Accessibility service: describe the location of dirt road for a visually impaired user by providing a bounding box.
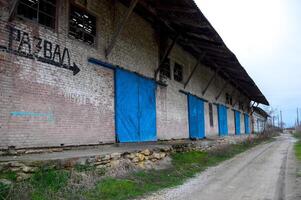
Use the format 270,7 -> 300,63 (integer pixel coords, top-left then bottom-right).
141,134 -> 301,200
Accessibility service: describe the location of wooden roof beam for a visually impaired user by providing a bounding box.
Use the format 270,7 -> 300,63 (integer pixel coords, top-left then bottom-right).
8,0 -> 18,21
184,52 -> 206,88
215,80 -> 229,101
156,5 -> 198,13
202,63 -> 222,96
185,32 -> 216,43
154,33 -> 180,79
105,0 -> 139,58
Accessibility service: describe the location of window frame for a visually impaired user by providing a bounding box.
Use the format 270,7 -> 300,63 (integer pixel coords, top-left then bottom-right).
209,103 -> 214,127
16,0 -> 58,31
239,102 -> 244,110
159,58 -> 171,79
225,93 -> 233,105
173,62 -> 184,83
68,3 -> 97,46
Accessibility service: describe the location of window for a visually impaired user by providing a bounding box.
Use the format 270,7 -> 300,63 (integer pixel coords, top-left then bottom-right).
226,93 -> 233,105
17,0 -> 57,29
69,5 -> 96,45
239,102 -> 244,110
160,58 -> 171,79
174,62 -> 183,82
209,103 -> 214,127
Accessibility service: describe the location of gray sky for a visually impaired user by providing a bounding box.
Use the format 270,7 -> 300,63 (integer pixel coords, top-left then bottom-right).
196,0 -> 301,127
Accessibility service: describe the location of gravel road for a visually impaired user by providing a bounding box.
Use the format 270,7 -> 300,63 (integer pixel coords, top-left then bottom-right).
141,134 -> 301,200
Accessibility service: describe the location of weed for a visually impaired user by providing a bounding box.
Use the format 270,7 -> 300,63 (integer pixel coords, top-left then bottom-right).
74,164 -> 96,172
0,171 -> 17,181
0,182 -> 10,200
3,135 -> 271,200
29,169 -> 70,200
293,132 -> 301,161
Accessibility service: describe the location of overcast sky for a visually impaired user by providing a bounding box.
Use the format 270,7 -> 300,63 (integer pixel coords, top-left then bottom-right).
196,0 -> 301,127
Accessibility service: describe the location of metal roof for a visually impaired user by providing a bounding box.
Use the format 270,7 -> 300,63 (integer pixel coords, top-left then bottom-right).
253,107 -> 270,118
120,0 -> 269,105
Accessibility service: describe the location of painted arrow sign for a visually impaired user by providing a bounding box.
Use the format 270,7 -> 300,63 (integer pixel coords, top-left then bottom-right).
70,63 -> 80,75
0,26 -> 81,76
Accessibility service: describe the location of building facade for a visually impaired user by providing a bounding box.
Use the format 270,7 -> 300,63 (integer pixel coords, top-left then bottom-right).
252,107 -> 269,133
0,0 -> 268,149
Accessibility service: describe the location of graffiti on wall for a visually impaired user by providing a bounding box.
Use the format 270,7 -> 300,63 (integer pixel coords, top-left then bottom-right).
10,111 -> 55,122
0,25 -> 80,75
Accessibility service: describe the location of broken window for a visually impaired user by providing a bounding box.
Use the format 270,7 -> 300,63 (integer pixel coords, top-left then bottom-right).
239,102 -> 244,110
160,58 -> 171,79
69,5 -> 96,45
209,103 -> 214,127
174,62 -> 183,82
17,0 -> 57,29
226,93 -> 233,105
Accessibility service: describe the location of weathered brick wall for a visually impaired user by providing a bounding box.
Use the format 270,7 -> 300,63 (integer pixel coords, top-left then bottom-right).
0,17 -> 116,149
0,0 -> 159,149
0,0 -> 251,148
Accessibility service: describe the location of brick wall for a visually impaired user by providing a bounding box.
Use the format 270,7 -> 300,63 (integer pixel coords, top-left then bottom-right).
0,0 -> 251,149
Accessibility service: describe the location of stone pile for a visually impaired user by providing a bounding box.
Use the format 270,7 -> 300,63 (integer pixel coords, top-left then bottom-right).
0,135 -> 257,181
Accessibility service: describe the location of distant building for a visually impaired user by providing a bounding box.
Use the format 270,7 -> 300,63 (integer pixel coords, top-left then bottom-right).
252,107 -> 270,133
0,0 -> 269,149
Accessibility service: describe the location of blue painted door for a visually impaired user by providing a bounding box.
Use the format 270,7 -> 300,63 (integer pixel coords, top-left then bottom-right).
234,111 -> 241,135
218,105 -> 228,136
244,114 -> 250,134
188,95 -> 205,139
138,77 -> 157,141
115,69 -> 157,142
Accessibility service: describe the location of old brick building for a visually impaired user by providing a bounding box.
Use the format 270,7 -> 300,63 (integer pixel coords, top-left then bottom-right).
0,0 -> 269,149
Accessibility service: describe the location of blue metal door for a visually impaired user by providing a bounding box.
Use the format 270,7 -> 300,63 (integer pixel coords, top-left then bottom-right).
138,76 -> 157,141
218,105 -> 228,136
188,95 -> 205,139
234,111 -> 241,135
244,114 -> 250,134
115,69 -> 157,142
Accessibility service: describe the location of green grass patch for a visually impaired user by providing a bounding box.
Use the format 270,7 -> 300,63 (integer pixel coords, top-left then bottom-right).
85,137 -> 270,200
0,171 -> 17,181
0,182 -> 11,200
293,132 -> 301,161
295,143 -> 301,161
74,164 -> 96,172
29,169 -> 70,200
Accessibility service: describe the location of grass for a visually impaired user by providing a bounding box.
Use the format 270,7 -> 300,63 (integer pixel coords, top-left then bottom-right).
293,132 -> 301,161
85,136 -> 269,200
29,169 -> 70,200
0,171 -> 17,181
1,135 -> 271,200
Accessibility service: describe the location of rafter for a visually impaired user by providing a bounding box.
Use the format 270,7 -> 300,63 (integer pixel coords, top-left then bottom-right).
154,33 -> 180,79
105,0 -> 139,58
8,0 -> 18,21
215,81 -> 229,101
184,52 -> 206,88
202,63 -> 222,96
156,5 -> 198,13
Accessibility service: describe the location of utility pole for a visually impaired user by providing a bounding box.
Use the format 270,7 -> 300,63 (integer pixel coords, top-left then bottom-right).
297,108 -> 300,127
280,110 -> 283,129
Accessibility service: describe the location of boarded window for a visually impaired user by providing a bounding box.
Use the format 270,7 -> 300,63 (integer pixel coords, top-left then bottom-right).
174,62 -> 183,82
17,0 -> 57,29
160,58 -> 171,79
69,5 -> 96,45
209,103 -> 214,127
